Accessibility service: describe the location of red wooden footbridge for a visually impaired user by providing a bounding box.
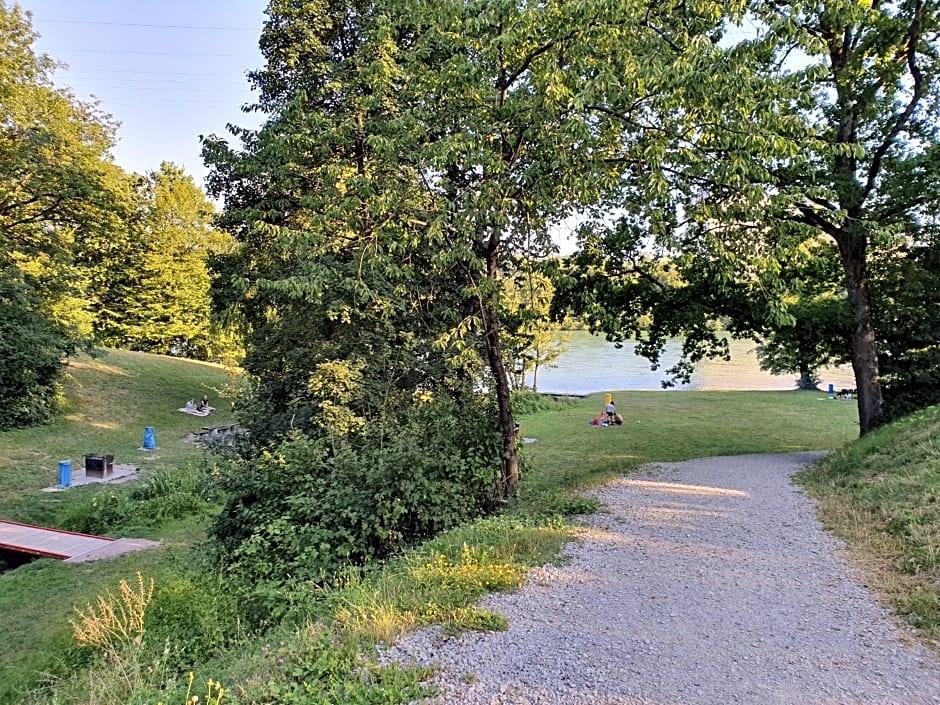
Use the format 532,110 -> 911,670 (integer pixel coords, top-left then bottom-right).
0,520 -> 159,563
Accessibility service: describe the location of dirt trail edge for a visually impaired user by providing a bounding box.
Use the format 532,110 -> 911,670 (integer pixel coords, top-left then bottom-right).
383,452 -> 940,705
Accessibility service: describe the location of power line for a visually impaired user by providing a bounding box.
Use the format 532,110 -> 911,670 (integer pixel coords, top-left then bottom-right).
50,48 -> 249,58
37,18 -> 259,32
67,68 -> 248,78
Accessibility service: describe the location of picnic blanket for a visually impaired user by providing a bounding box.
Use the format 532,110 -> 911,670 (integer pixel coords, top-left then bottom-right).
178,407 -> 212,417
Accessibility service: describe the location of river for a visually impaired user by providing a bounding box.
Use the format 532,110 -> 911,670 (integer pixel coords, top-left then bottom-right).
525,331 -> 857,395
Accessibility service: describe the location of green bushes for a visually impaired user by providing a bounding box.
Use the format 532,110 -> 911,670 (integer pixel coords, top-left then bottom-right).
211,395 -> 503,587
0,277 -> 72,429
57,465 -> 217,535
510,390 -> 577,416
146,576 -> 240,664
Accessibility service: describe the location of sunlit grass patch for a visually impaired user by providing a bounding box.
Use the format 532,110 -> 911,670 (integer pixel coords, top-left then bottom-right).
410,544 -> 526,595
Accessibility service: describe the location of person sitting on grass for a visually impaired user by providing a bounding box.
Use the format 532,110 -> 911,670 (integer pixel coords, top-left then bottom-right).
198,395 -> 213,413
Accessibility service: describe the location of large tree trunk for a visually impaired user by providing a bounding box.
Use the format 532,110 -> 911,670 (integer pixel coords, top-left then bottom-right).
483,239 -> 519,498
837,233 -> 883,435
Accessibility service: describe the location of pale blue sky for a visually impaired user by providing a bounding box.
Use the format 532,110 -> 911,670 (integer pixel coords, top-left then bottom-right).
21,0 -> 269,186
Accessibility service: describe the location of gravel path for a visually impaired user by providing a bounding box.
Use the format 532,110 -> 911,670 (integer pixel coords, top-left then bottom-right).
384,452 -> 940,704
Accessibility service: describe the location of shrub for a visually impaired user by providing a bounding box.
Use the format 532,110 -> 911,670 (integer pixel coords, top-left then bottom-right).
0,276 -> 72,429
510,390 -> 577,416
57,465 -> 217,535
211,395 -> 503,587
145,577 -> 240,665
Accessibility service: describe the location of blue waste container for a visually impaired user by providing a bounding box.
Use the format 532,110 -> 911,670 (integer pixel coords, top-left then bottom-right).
828,383 -> 835,399
143,426 -> 156,450
59,460 -> 71,488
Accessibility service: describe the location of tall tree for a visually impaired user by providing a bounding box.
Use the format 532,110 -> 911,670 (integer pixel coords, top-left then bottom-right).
106,162 -> 230,359
557,0 -> 940,434
0,1 -> 122,426
203,0 -> 512,581
398,0 -> 662,493
203,0 -> 470,441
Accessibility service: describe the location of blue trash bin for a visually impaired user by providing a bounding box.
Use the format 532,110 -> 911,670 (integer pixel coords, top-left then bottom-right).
143,426 -> 156,450
59,460 -> 71,488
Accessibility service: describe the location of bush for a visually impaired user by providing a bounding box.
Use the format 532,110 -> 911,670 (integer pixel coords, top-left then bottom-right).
57,465 -> 217,535
510,390 -> 577,416
0,276 -> 72,429
145,576 -> 240,665
211,395 -> 503,586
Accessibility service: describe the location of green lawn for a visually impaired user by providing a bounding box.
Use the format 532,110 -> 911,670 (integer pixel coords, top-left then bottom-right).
0,349 -> 236,520
517,390 -> 859,505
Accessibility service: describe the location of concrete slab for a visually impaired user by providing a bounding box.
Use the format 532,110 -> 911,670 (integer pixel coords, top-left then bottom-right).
42,463 -> 139,492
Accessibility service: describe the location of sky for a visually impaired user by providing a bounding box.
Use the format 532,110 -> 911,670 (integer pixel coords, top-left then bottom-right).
22,0 -> 270,187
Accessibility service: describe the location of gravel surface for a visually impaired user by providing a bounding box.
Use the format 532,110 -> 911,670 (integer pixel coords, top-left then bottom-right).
383,452 -> 940,704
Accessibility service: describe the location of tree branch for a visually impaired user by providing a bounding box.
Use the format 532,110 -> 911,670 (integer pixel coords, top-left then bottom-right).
863,0 -> 925,199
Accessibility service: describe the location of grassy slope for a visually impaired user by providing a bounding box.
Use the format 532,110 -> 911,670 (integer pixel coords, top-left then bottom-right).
798,404 -> 940,649
0,349 -> 235,519
0,350 -> 236,701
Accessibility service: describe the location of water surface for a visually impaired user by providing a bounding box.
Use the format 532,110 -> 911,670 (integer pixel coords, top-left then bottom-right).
526,331 -> 856,395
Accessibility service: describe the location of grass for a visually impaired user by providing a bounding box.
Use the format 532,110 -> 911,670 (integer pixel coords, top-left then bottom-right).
516,390 -> 858,507
6,351 -> 919,704
798,404 -> 940,649
0,349 -> 237,703
0,348 -> 235,521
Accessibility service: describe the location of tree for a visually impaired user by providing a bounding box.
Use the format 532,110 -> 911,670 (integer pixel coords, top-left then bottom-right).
556,0 -> 940,434
870,231 -> 940,421
202,0 -> 507,579
102,163 -> 231,359
0,1 -> 122,426
397,0 -> 664,493
503,266 -> 570,392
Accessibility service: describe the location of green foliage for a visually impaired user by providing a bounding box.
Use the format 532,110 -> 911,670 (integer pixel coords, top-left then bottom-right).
211,395 -> 503,588
56,465 -> 217,536
0,275 -> 71,428
872,239 -> 940,422
242,626 -> 431,705
503,269 -> 571,392
98,163 -> 234,361
510,390 -> 577,416
145,576 -> 240,665
0,2 -> 124,427
554,0 -> 940,435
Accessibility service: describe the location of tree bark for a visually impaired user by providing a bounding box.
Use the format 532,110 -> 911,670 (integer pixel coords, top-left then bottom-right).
483,239 -> 519,498
797,365 -> 817,391
836,232 -> 883,434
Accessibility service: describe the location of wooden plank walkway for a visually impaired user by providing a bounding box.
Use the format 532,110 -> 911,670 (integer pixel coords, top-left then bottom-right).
0,520 -> 160,562
0,520 -> 116,560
